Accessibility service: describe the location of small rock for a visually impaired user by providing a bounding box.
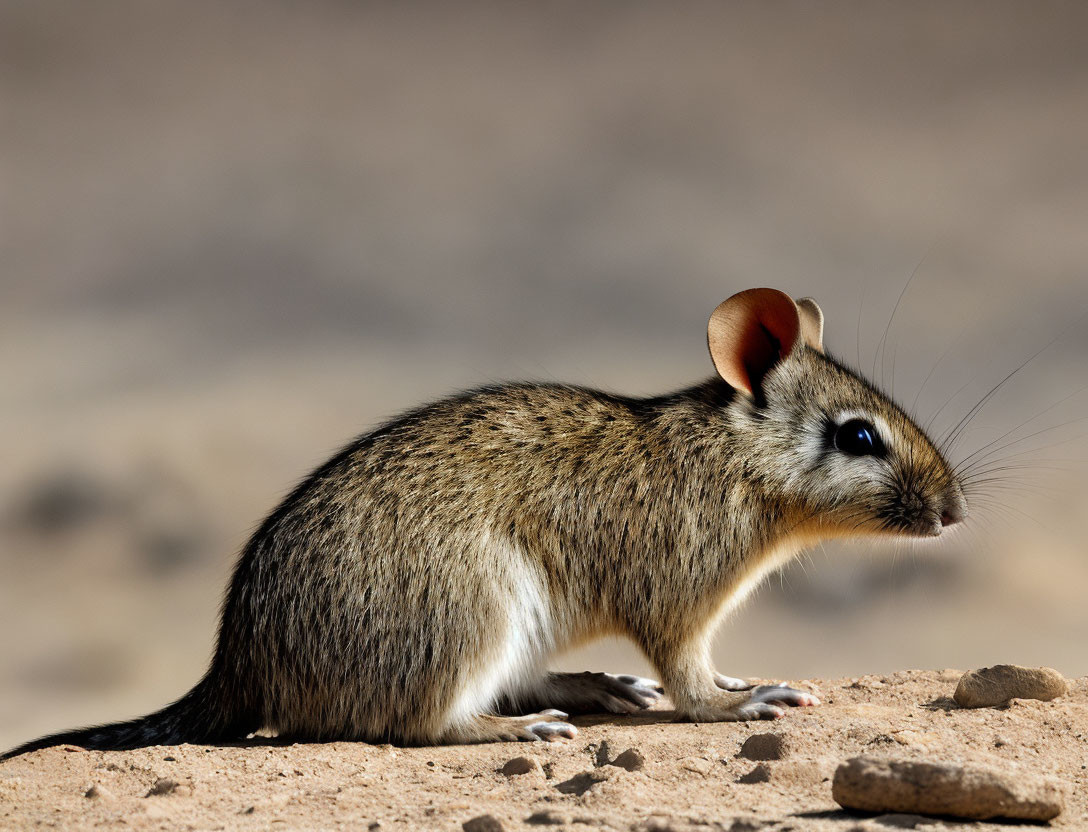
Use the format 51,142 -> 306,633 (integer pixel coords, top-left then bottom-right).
84,783 -> 115,801
593,739 -> 612,766
738,732 -> 790,760
463,815 -> 504,832
953,665 -> 1068,708
832,756 -> 1065,821
525,810 -> 566,825
145,778 -> 179,797
609,748 -> 645,771
555,768 -> 612,795
500,756 -> 541,776
680,757 -> 712,775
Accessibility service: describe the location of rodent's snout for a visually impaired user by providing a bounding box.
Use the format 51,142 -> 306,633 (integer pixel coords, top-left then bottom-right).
901,485 -> 968,537
938,488 -> 968,530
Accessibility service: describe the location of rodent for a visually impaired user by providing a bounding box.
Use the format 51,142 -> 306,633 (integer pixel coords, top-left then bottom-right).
2,287 -> 967,757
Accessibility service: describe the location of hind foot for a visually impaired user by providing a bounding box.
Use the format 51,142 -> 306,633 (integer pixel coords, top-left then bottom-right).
501,671 -> 663,716
443,710 -> 578,744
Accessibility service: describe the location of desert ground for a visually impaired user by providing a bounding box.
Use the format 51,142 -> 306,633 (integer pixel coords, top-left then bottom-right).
2,670 -> 1086,830
3,3 -> 1088,829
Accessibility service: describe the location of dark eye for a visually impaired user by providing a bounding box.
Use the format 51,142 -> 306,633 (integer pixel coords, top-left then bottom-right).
834,419 -> 885,457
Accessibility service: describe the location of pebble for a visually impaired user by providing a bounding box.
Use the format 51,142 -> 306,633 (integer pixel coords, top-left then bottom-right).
145,778 -> 180,797
737,732 -> 790,761
500,756 -> 542,777
680,757 -> 712,775
593,739 -> 613,767
84,783 -> 115,801
463,814 -> 504,832
525,810 -> 566,825
832,756 -> 1065,821
954,665 -> 1069,708
609,748 -> 645,771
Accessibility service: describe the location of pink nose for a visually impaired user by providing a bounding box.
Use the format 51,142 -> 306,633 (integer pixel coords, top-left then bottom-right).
941,507 -> 965,527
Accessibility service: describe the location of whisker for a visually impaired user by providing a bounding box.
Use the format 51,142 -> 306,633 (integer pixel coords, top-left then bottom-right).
942,310 -> 1088,453
953,384 -> 1088,472
875,246 -> 932,389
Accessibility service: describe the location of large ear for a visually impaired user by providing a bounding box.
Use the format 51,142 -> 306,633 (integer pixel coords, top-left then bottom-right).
707,288 -> 801,395
795,297 -> 824,353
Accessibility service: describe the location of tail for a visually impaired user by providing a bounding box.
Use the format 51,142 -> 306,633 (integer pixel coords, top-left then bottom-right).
1,671 -> 257,761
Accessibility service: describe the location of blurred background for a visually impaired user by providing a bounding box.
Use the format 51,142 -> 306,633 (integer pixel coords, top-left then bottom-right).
3,1 -> 1088,751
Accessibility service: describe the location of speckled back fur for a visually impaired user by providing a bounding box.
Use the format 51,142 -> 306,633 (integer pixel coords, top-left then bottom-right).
3,293 -> 966,757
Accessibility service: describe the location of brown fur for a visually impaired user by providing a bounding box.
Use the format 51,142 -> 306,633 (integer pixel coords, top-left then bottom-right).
2,293 -> 966,757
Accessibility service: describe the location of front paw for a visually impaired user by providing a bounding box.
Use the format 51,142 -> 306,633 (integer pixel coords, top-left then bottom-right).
684,684 -> 820,722
746,684 -> 820,711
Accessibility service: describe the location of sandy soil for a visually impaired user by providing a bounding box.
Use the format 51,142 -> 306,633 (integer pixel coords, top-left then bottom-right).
2,670 -> 1085,831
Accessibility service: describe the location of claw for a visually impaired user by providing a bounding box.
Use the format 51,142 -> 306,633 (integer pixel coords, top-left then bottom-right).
602,673 -> 664,709
735,702 -> 786,720
748,684 -> 820,708
527,720 -> 578,741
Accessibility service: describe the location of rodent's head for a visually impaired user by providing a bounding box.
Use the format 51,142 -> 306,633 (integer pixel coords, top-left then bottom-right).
708,288 -> 967,539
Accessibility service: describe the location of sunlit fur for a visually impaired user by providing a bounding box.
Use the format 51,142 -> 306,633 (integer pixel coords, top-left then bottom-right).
2,343 -> 966,757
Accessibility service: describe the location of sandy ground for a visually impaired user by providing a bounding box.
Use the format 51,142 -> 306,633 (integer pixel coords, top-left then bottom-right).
1,670 -> 1085,831
3,5 -> 1088,826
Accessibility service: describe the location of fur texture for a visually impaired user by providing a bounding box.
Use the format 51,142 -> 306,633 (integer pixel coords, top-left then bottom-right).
3,335 -> 965,757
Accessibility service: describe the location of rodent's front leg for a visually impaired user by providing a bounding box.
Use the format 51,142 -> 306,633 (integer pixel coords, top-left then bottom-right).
647,641 -> 819,722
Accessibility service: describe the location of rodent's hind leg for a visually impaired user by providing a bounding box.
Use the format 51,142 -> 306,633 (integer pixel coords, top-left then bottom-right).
499,671 -> 663,716
439,710 -> 577,744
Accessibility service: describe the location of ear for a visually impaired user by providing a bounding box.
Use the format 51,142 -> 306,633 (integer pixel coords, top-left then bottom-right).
707,288 -> 801,395
795,297 -> 824,353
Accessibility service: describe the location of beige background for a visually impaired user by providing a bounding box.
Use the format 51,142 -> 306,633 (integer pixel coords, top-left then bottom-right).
2,1 -> 1087,751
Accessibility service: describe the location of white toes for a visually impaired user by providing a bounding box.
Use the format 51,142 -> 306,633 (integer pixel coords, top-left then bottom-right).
736,702 -> 786,721
748,684 -> 820,708
539,708 -> 569,719
714,673 -> 752,691
527,720 -> 578,742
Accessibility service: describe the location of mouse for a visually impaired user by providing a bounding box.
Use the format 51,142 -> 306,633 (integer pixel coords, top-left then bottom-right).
2,287 -> 967,757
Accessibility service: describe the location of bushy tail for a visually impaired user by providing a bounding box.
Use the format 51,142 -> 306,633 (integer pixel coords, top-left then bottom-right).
1,671 -> 256,761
